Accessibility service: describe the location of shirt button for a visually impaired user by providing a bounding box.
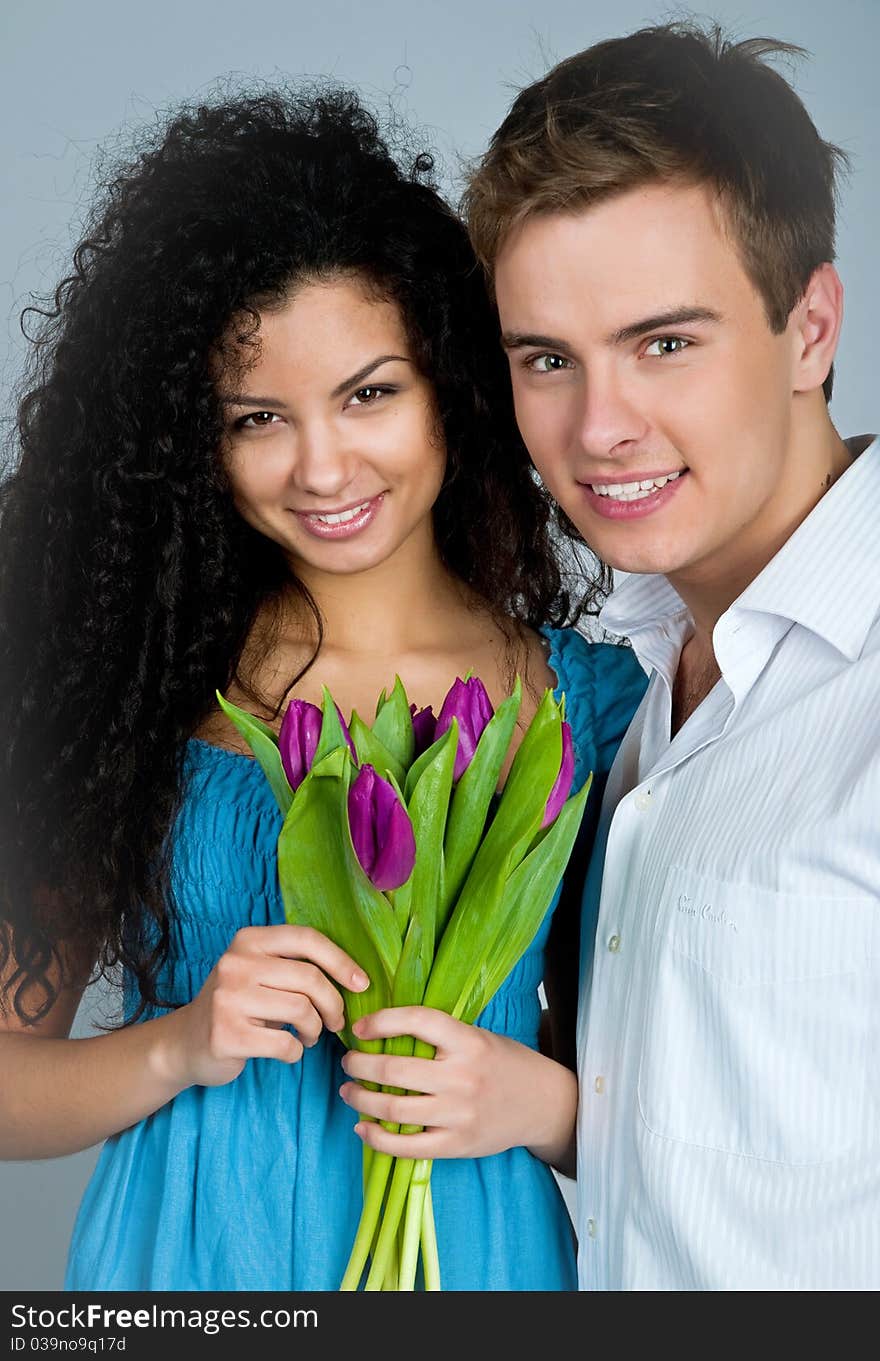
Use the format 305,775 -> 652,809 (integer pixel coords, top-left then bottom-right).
587,1218 -> 598,1239
634,788 -> 653,811
608,934 -> 621,953
594,1076 -> 605,1094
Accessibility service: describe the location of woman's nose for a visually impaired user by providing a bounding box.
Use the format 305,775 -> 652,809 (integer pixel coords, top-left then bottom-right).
293,423 -> 357,500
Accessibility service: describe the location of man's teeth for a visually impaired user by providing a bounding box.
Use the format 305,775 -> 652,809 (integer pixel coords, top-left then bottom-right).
591,471 -> 682,501
311,500 -> 372,525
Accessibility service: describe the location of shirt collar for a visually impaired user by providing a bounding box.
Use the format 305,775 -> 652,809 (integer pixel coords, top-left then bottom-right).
600,434 -> 880,664
730,434 -> 880,660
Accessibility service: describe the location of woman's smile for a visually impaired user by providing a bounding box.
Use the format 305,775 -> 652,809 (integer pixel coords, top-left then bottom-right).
292,492 -> 386,539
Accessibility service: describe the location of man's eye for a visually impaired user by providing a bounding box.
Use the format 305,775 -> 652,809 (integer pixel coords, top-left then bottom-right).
644,337 -> 690,357
525,353 -> 571,373
235,411 -> 279,429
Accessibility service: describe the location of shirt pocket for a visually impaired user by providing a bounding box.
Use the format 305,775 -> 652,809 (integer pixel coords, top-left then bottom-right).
637,865 -> 877,1165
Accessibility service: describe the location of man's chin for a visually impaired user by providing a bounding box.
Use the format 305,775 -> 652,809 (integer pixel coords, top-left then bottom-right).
582,541 -> 684,578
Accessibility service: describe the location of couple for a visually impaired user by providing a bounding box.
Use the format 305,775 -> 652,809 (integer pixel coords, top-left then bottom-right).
1,22 -> 877,1292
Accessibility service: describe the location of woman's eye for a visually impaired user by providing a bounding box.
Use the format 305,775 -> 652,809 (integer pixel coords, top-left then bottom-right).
526,353 -> 571,373
235,411 -> 279,429
348,385 -> 391,406
644,336 -> 690,357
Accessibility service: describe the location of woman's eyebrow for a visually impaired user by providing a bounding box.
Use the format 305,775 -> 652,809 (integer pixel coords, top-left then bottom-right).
221,393 -> 289,408
329,353 -> 411,398
222,354 -> 412,408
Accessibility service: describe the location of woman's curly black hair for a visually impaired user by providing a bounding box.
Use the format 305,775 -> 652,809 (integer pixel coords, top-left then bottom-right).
0,85 -> 609,1027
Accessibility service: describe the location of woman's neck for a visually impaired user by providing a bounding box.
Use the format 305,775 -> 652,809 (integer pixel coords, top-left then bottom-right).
285,524 -> 474,656
206,524 -> 548,759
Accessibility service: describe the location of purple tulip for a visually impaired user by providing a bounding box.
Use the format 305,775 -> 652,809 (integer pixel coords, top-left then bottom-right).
541,721 -> 575,828
348,764 -> 416,892
410,703 -> 437,758
279,699 -> 356,792
435,677 -> 494,781
279,699 -> 323,792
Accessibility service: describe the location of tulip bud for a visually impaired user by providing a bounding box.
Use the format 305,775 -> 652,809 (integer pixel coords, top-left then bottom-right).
280,698 -> 356,792
279,699 -> 323,792
541,721 -> 575,828
348,764 -> 416,892
409,703 -> 437,758
435,677 -> 494,781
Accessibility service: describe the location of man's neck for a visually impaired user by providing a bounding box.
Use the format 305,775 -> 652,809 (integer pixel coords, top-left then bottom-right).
669,422 -> 853,648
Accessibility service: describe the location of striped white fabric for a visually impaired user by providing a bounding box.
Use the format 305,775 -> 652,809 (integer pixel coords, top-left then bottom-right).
576,434 -> 880,1291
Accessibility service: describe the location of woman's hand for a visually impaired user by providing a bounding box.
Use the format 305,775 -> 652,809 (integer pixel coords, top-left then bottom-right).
166,924 -> 369,1089
338,1006 -> 577,1171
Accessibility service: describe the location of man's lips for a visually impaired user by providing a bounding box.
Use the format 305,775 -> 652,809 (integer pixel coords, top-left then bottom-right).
578,469 -> 688,489
578,468 -> 689,519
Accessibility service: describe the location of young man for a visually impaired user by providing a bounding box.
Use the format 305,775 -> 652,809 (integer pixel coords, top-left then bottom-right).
466,23 -> 880,1289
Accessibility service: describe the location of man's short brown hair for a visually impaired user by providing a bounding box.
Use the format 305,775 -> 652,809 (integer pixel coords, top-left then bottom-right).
464,22 -> 847,399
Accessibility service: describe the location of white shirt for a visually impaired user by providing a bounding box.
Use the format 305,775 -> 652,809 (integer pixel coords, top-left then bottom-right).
576,434 -> 880,1290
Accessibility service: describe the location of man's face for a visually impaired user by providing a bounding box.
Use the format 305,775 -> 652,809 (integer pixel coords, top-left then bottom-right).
494,182 -> 809,593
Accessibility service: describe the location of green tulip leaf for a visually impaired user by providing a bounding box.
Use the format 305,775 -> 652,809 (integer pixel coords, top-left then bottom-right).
474,689 -> 564,869
349,712 -> 406,786
277,746 -> 401,1036
313,686 -> 354,767
421,854 -> 511,1015
442,682 -> 521,916
404,717 -> 458,802
457,773 -> 593,1022
215,689 -> 292,816
395,724 -> 457,945
372,675 -> 415,769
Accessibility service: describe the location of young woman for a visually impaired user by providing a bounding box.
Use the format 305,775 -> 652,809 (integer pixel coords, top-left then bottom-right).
0,88 -> 647,1290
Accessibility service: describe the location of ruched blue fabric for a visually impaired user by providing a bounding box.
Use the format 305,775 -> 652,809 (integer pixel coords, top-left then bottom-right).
65,629 -> 647,1291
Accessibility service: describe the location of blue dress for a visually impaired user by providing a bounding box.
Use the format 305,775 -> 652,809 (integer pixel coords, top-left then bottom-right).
64,629 -> 646,1291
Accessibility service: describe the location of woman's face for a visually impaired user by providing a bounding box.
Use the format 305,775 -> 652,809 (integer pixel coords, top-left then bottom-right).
219,275 -> 446,579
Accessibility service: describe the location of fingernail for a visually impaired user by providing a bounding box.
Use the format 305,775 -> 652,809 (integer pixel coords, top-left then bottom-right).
352,970 -> 369,990
353,1123 -> 365,1138
351,1019 -> 365,1036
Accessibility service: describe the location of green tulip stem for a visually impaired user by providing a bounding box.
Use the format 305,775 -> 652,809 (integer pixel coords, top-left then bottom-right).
421,1180 -> 441,1291
339,1149 -> 395,1291
364,1155 -> 417,1290
386,1225 -> 400,1291
398,1157 -> 433,1290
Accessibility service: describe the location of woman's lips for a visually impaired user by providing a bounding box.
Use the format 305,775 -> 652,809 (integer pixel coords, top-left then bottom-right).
293,493 -> 385,540
580,470 -> 689,520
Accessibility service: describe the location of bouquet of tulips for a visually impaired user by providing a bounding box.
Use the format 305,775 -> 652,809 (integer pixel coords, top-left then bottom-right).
218,672 -> 591,1290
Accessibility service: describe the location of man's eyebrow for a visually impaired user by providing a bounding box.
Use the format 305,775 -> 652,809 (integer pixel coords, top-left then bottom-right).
609,306 -> 722,345
500,332 -> 571,352
500,309 -> 721,354
222,354 -> 412,407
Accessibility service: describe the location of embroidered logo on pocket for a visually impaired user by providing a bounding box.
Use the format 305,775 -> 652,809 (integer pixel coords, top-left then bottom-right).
676,892 -> 738,933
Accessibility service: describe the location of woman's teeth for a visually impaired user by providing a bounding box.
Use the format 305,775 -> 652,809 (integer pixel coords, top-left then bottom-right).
310,500 -> 372,525
591,471 -> 682,501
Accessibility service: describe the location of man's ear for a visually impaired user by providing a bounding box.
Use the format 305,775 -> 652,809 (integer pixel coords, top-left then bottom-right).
791,262 -> 843,395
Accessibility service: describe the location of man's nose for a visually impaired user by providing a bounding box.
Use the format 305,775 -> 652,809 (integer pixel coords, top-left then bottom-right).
576,373 -> 649,459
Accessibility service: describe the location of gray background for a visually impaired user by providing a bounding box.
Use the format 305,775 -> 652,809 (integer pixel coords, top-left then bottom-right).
2,0 -> 878,1291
